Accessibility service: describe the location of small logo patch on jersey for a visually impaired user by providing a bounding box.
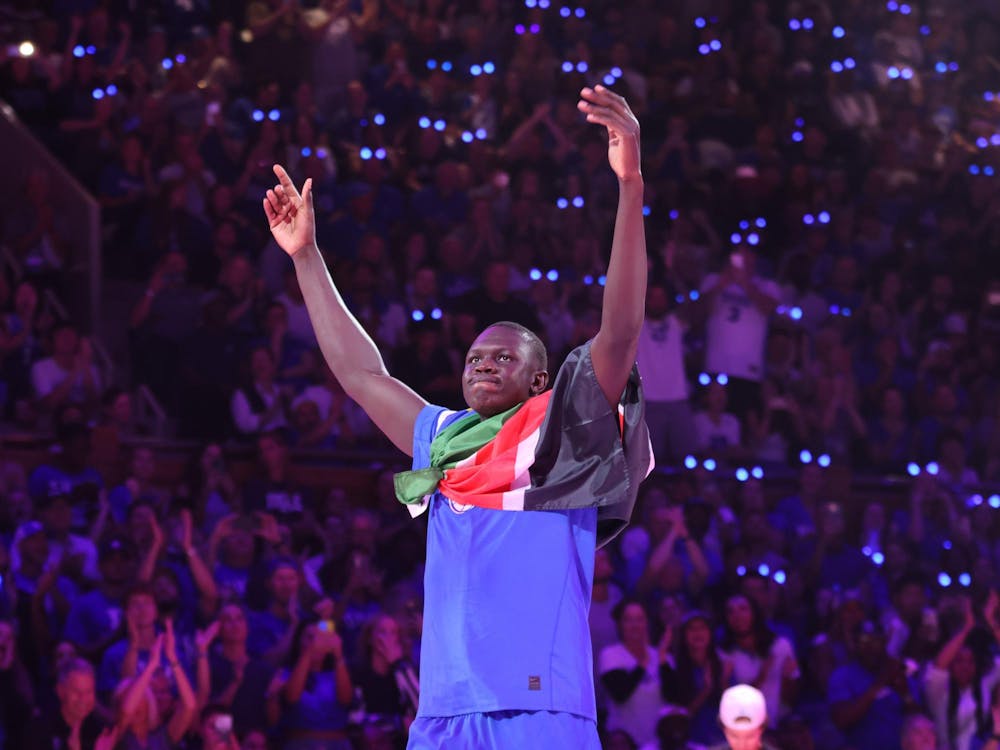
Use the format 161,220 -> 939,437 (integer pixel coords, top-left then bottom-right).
528,676 -> 541,691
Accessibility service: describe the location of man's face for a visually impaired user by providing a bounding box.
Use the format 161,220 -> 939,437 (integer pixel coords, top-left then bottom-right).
723,724 -> 764,750
127,593 -> 158,628
58,671 -> 96,724
902,718 -> 937,750
462,326 -> 547,417
269,566 -> 298,605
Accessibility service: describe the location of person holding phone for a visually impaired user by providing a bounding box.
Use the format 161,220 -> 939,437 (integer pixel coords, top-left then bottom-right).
263,86 -> 651,748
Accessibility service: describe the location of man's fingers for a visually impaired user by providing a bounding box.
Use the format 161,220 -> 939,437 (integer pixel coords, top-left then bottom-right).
263,197 -> 279,225
272,164 -> 299,196
580,86 -> 636,125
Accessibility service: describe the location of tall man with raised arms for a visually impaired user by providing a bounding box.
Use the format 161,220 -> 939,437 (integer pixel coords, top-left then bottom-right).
263,85 -> 652,749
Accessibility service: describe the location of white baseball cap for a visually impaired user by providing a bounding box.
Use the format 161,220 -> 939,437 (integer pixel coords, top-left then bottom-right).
719,684 -> 767,730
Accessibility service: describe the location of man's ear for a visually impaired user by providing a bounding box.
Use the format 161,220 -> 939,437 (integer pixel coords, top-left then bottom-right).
530,370 -> 549,396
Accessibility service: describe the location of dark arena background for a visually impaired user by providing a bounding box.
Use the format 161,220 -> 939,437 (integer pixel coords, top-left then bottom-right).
1,1 -> 1000,749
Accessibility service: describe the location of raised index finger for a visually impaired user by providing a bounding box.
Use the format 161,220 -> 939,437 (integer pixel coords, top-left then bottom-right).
272,164 -> 300,198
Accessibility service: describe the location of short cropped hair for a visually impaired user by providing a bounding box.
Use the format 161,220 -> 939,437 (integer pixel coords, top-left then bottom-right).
487,321 -> 547,372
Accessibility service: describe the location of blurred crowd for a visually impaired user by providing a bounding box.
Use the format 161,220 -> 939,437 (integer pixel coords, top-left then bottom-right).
2,0 -> 1000,748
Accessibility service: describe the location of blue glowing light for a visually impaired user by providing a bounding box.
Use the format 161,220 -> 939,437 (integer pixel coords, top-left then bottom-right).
73,45 -> 85,58
818,210 -> 831,224
252,109 -> 264,122
575,7 -> 585,17
802,18 -> 814,29
441,61 -> 453,71
583,275 -> 594,285
792,131 -> 804,143
789,19 -> 801,31
737,565 -> 747,576
560,6 -> 570,17
959,573 -> 972,587
990,495 -> 1000,508
360,147 -> 373,160
695,17 -> 706,28
800,450 -> 813,464
462,131 -> 474,143
556,197 -> 569,209
162,58 -> 174,70
546,269 -> 559,282
926,462 -> 939,476
698,373 -> 711,387
418,116 -> 431,129
736,468 -> 749,482
751,466 -> 764,479
703,458 -> 717,472
907,462 -> 921,477
529,268 -> 542,281
374,113 -> 386,125
790,307 -> 803,321
872,552 -> 885,566
758,564 -> 770,577
730,232 -> 742,244
756,218 -> 767,228
268,109 -> 280,121
684,455 -> 698,470
938,572 -> 952,587
603,75 -> 616,86
475,128 -> 488,140
689,290 -> 700,301
412,310 -> 425,322
747,233 -> 760,246
597,275 -> 606,286
900,67 -> 913,80
831,61 -> 844,73
710,39 -> 722,51
717,374 -> 729,386
433,119 -> 446,131
774,570 -> 787,584
888,66 -> 900,80
431,307 -> 443,320
818,454 -> 832,468
562,61 -> 574,73
935,62 -> 947,74
576,61 -> 588,73
572,195 -> 585,208
374,148 -> 387,160
610,67 -> 623,79
470,64 -> 482,76
833,26 -> 845,38
803,213 -> 815,225
844,57 -> 856,69
91,88 -> 104,100
301,147 -> 312,157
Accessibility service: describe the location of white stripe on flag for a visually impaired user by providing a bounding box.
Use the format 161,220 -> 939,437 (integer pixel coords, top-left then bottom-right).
501,488 -> 525,510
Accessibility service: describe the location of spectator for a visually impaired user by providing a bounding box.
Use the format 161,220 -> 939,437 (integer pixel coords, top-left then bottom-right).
112,622 -> 197,749
903,714 -> 939,750
24,658 -> 112,750
246,556 -> 302,665
661,611 -> 731,747
715,684 -> 781,750
829,620 -> 920,750
230,346 -> 290,438
195,604 -> 275,738
636,282 -> 694,463
354,613 -> 420,741
30,321 -> 101,421
719,594 -> 799,729
268,617 -> 353,750
599,599 -> 666,748
697,247 -> 779,419
62,534 -> 135,660
924,596 -> 1000,750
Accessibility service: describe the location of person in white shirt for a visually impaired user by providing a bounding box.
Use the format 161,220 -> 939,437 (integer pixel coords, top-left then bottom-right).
637,282 -> 694,462
693,381 -> 743,459
599,599 -> 666,748
31,322 -> 102,420
698,247 -> 779,419
924,595 -> 1000,750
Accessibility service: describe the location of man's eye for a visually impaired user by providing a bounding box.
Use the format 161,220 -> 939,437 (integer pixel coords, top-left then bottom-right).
469,356 -> 480,363
498,354 -> 511,361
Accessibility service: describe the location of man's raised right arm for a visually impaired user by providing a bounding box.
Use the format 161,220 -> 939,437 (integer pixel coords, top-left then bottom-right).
264,165 -> 426,455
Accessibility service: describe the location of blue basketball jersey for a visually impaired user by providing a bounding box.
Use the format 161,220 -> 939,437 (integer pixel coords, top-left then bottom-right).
412,405 -> 598,719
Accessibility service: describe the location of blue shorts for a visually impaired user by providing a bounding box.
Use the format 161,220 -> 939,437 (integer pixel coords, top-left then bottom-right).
407,711 -> 600,749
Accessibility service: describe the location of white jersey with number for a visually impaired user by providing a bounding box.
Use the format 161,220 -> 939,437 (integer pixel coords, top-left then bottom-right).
636,314 -> 688,402
700,274 -> 780,382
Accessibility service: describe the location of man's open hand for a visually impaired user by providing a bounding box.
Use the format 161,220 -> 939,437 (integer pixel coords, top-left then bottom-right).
263,165 -> 316,258
577,86 -> 641,183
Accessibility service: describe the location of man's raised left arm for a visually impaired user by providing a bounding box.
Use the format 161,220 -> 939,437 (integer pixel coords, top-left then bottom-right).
578,86 -> 647,407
